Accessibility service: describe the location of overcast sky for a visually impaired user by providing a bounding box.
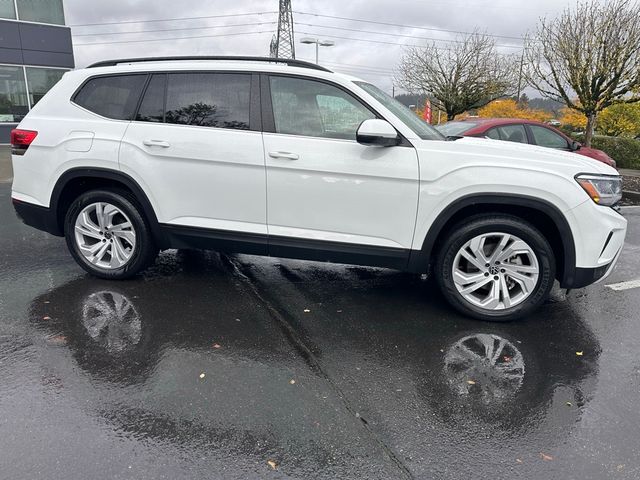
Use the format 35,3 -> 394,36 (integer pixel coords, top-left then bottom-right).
64,0 -> 606,95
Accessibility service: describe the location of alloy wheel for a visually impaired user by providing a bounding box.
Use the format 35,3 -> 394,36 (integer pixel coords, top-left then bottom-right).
74,202 -> 137,269
452,232 -> 540,311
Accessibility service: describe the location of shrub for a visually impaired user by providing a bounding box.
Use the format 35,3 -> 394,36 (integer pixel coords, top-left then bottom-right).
573,134 -> 640,170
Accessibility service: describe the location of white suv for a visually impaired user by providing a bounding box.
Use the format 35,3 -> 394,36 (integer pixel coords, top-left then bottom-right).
10,56 -> 627,321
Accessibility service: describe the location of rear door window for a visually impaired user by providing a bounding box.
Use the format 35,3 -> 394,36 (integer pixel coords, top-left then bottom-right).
163,73 -> 251,129
73,75 -> 147,120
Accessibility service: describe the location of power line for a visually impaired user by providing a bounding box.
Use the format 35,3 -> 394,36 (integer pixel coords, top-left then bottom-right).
297,31 -> 522,51
296,22 -> 523,49
74,30 -> 270,46
72,21 -> 276,37
69,11 -> 276,27
294,10 -> 525,42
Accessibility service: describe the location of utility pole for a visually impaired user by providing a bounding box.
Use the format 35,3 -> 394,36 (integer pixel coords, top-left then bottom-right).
270,0 -> 295,59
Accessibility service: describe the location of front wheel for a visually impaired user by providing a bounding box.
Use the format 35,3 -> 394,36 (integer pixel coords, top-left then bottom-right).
64,189 -> 158,279
435,214 -> 556,321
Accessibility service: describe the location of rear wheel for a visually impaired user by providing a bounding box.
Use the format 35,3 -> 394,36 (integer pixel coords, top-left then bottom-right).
64,189 -> 158,279
436,214 -> 555,321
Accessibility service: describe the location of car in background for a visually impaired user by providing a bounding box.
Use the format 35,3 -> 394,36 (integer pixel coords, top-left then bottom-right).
436,118 -> 617,168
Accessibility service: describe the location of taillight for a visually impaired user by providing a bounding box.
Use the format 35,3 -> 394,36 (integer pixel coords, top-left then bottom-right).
10,129 -> 38,156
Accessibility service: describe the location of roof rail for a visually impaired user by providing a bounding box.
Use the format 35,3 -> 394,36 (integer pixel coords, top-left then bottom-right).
87,56 -> 332,72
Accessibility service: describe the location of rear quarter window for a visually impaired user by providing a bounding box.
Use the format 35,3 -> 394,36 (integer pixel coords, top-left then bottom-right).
73,74 -> 147,120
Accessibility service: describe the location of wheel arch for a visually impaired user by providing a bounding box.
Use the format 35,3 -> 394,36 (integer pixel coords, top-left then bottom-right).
408,194 -> 577,287
50,167 -> 167,247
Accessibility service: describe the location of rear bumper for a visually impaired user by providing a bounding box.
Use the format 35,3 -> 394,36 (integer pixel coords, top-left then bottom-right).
12,198 -> 62,236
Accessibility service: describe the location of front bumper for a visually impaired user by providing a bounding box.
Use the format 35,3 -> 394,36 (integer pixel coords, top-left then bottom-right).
12,198 -> 63,236
561,201 -> 627,289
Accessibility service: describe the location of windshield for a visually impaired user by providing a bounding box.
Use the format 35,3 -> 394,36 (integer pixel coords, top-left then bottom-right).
436,121 -> 477,137
355,82 -> 445,141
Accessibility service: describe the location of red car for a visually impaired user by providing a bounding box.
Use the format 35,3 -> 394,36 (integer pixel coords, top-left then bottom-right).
436,118 -> 616,168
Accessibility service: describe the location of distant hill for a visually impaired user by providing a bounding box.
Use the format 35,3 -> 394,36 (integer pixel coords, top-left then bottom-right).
526,97 -> 564,115
395,93 -> 428,108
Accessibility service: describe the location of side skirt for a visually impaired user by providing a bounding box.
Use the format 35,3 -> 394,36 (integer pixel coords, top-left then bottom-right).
160,224 -> 412,270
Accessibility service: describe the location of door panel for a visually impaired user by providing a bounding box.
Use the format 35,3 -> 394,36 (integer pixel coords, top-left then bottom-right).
121,123 -> 266,233
119,72 -> 267,239
264,133 -> 420,249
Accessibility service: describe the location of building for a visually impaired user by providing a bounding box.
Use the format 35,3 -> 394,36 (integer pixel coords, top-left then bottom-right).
1,0 -> 74,143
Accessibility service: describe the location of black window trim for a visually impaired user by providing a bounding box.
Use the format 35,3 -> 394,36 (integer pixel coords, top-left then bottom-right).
260,72 -> 413,146
72,71 -> 260,131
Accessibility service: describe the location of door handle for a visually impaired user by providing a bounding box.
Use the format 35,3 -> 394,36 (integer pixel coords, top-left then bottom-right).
268,151 -> 299,160
143,139 -> 170,148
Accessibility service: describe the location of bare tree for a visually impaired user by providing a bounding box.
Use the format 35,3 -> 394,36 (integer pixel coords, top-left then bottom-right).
524,0 -> 640,146
397,33 -> 516,121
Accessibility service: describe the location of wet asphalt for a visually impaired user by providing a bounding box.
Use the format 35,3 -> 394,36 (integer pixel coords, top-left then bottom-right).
1,178 -> 640,480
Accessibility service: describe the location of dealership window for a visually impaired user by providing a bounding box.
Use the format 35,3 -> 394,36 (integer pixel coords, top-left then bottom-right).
0,65 -> 28,123
0,0 -> 16,19
25,67 -> 65,106
16,0 -> 65,24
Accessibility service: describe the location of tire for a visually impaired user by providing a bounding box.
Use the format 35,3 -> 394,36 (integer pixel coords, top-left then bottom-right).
64,189 -> 158,279
435,214 -> 555,322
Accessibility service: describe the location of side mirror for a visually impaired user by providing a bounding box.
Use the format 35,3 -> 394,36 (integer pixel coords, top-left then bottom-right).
356,119 -> 400,147
570,141 -> 581,151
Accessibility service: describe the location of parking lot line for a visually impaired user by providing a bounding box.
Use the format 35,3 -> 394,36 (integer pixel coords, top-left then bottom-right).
605,278 -> 640,291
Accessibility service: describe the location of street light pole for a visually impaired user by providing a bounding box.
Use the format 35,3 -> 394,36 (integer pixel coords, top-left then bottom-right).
300,37 -> 335,64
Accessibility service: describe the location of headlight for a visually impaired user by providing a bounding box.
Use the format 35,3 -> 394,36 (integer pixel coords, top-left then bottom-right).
575,174 -> 622,206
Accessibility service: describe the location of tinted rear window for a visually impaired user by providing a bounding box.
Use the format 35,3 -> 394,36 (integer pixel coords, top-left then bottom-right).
436,121 -> 477,136
164,73 -> 250,129
74,75 -> 147,120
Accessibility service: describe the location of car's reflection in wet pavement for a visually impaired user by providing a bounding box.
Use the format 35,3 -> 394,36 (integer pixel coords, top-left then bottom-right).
2,186 -> 640,479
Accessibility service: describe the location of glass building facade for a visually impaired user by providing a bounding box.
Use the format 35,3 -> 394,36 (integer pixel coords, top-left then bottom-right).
0,0 -> 74,142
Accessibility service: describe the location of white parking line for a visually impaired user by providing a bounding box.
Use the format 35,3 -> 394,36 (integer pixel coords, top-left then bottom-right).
606,279 -> 640,291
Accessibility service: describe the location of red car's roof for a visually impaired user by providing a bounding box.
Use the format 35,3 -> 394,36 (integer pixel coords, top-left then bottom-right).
455,118 -> 551,128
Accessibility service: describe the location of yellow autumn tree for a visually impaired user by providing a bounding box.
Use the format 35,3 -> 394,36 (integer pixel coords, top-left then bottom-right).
597,103 -> 640,137
559,107 -> 587,131
477,99 -> 549,122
